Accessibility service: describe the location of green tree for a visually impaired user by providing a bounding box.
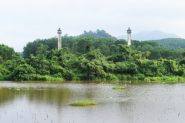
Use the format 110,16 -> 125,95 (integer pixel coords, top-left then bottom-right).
98,44 -> 110,56
36,44 -> 49,56
77,37 -> 93,54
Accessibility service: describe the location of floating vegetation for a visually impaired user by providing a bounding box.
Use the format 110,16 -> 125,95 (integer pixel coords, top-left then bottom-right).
69,100 -> 98,106
106,95 -> 109,98
112,86 -> 125,90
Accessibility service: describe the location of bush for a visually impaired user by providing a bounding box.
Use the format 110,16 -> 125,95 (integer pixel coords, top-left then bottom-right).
136,74 -> 145,80
72,76 -> 80,80
50,64 -> 65,75
36,75 -> 64,81
150,77 -> 158,81
126,75 -> 132,79
14,74 -> 37,81
132,76 -> 138,80
106,73 -> 118,80
0,65 -> 10,76
63,70 -> 74,80
116,74 -> 122,80
11,64 -> 36,80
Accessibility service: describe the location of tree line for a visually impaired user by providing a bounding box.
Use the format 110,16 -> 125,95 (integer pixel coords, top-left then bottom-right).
23,37 -> 184,60
1,41 -> 185,81
149,38 -> 185,49
1,30 -> 185,81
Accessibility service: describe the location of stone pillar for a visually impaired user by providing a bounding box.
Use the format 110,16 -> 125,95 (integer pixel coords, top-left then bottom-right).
57,28 -> 62,49
127,27 -> 131,46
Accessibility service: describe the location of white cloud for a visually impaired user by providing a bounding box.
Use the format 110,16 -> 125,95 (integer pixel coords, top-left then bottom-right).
0,0 -> 185,52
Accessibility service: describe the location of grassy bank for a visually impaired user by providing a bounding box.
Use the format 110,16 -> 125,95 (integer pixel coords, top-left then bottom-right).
143,76 -> 185,81
71,74 -> 185,82
0,74 -> 64,81
1,74 -> 185,82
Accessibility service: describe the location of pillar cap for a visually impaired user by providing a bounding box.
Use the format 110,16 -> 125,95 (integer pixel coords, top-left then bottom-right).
57,28 -> 62,34
127,27 -> 131,34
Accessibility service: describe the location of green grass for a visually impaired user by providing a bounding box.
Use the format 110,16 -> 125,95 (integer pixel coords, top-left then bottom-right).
69,100 -> 98,106
132,76 -> 138,80
0,74 -> 64,81
36,75 -> 64,81
144,76 -> 185,82
112,86 -> 125,89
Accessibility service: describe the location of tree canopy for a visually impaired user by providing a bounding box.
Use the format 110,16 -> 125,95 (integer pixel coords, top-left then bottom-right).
23,37 -> 184,60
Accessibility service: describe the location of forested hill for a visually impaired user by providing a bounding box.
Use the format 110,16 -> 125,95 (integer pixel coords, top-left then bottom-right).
77,29 -> 117,40
76,30 -> 184,49
2,36 -> 185,81
23,36 -> 184,60
149,38 -> 185,49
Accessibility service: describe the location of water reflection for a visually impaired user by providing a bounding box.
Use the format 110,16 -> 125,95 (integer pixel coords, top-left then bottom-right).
0,81 -> 185,123
0,86 -> 71,107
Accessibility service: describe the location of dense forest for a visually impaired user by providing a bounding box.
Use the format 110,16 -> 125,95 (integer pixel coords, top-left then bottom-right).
1,29 -> 185,81
23,37 -> 184,60
1,37 -> 185,81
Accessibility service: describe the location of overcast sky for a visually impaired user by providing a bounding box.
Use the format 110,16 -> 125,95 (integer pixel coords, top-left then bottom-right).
1,0 -> 185,52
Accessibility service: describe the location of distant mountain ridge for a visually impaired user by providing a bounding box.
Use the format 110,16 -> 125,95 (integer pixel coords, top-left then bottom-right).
117,30 -> 180,41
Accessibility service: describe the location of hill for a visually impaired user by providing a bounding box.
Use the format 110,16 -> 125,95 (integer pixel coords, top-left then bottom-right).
117,30 -> 180,40
77,29 -> 117,40
149,38 -> 185,49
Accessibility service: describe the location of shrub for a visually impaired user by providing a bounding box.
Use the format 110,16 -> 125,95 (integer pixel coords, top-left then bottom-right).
11,64 -> 36,80
72,76 -> 80,80
106,73 -> 118,80
37,75 -> 64,81
132,76 -> 138,80
136,74 -> 145,80
116,74 -> 122,80
63,70 -> 74,80
126,75 -> 132,79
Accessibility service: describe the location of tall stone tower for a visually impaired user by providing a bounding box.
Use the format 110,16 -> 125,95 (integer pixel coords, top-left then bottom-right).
127,27 -> 131,46
57,28 -> 62,49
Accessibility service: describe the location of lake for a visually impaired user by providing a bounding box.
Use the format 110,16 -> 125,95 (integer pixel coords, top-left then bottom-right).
0,80 -> 185,123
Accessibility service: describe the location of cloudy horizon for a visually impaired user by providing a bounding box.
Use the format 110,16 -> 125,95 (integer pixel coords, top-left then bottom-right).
1,0 -> 185,52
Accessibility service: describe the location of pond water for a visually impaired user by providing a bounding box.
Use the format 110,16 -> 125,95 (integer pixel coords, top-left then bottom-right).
0,80 -> 185,123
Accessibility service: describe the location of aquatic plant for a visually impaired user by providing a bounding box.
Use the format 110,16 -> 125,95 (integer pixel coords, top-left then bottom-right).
112,86 -> 125,90
13,87 -> 20,90
106,95 -> 109,98
69,100 -> 98,106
